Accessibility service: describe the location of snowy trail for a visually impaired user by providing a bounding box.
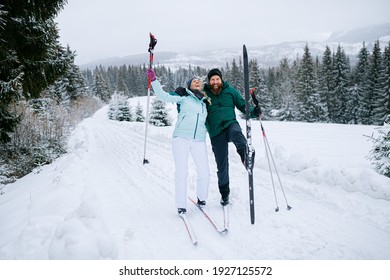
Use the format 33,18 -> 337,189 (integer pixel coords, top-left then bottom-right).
1,98 -> 390,260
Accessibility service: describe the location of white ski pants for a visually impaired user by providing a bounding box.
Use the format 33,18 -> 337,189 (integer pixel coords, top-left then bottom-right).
172,137 -> 210,209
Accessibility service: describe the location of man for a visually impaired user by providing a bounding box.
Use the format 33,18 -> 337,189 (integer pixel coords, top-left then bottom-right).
203,69 -> 260,206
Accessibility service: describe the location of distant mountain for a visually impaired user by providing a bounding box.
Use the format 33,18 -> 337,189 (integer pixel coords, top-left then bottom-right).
326,22 -> 390,43
80,23 -> 390,70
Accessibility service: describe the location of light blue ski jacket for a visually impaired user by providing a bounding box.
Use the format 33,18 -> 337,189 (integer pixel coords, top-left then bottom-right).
151,80 -> 208,141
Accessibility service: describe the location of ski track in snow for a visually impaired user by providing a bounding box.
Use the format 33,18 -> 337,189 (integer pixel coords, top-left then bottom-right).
1,97 -> 390,260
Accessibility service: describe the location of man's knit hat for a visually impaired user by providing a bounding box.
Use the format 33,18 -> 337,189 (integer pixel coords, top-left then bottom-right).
207,68 -> 222,81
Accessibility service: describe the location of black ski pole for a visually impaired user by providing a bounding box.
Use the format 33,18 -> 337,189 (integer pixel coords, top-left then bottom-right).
250,89 -> 292,211
143,32 -> 157,165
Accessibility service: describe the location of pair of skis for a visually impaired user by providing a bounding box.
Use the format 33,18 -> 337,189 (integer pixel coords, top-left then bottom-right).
179,198 -> 229,245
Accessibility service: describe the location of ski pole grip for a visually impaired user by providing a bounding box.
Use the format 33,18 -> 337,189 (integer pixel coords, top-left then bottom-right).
250,89 -> 259,106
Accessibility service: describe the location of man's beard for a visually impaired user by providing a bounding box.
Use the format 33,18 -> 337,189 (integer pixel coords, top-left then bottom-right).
210,83 -> 223,94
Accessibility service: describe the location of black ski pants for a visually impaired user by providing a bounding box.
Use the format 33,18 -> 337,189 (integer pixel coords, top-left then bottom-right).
210,122 -> 247,199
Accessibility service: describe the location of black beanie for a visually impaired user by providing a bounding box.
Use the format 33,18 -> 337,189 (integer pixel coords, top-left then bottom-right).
207,68 -> 222,81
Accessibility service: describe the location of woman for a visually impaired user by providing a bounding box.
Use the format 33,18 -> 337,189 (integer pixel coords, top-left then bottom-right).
146,68 -> 211,215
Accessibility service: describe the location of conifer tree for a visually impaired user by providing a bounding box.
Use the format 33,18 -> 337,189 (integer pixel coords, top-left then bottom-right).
318,46 -> 333,121
352,42 -> 370,124
276,58 -> 296,121
47,46 -> 88,107
229,59 -> 243,94
93,71 -> 111,103
149,98 -> 171,126
135,100 -> 145,122
383,42 -> 390,117
369,40 -> 387,125
164,68 -> 175,93
117,74 -> 130,97
295,45 -> 325,122
249,60 -> 271,118
368,117 -> 390,178
332,45 -> 350,123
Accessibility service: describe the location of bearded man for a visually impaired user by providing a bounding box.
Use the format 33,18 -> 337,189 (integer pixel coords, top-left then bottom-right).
203,69 -> 260,206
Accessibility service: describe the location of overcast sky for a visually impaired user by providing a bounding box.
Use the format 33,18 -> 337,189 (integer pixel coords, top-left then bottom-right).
56,0 -> 390,65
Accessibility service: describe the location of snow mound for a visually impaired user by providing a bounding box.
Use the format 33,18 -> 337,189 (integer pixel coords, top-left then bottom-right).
49,200 -> 118,260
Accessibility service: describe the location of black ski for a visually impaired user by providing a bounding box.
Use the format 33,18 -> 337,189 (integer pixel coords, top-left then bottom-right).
243,45 -> 255,224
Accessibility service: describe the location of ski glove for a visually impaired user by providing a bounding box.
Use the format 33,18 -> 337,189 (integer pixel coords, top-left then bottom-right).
174,87 -> 188,96
193,90 -> 205,100
253,105 -> 261,116
146,68 -> 156,81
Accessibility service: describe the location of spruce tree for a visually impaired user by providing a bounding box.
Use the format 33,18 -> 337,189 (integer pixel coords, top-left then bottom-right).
318,46 -> 333,121
275,59 -> 296,121
368,117 -> 390,178
295,45 -> 325,122
332,45 -> 350,123
383,42 -> 390,117
229,59 -> 243,94
369,40 -> 386,125
249,60 -> 271,119
352,42 -> 370,124
149,98 -> 171,126
47,46 -> 88,107
135,101 -> 145,122
92,71 -> 111,103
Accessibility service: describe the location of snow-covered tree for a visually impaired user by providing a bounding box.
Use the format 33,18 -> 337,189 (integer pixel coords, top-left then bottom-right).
108,92 -> 132,121
318,46 -> 333,121
149,98 -> 171,126
369,40 -> 387,125
227,58 -> 244,94
116,65 -> 130,97
249,60 -> 271,119
368,115 -> 390,178
47,47 -> 88,108
134,101 -> 145,122
332,45 -> 350,123
383,42 -> 390,117
93,71 -> 111,103
295,45 -> 325,122
352,42 -> 371,124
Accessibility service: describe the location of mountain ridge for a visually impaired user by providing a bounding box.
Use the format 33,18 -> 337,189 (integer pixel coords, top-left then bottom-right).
80,23 -> 390,70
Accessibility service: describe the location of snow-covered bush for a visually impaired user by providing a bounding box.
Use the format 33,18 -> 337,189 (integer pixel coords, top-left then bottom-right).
368,116 -> 390,178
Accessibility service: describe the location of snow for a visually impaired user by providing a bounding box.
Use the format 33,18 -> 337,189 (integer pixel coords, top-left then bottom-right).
0,96 -> 390,260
